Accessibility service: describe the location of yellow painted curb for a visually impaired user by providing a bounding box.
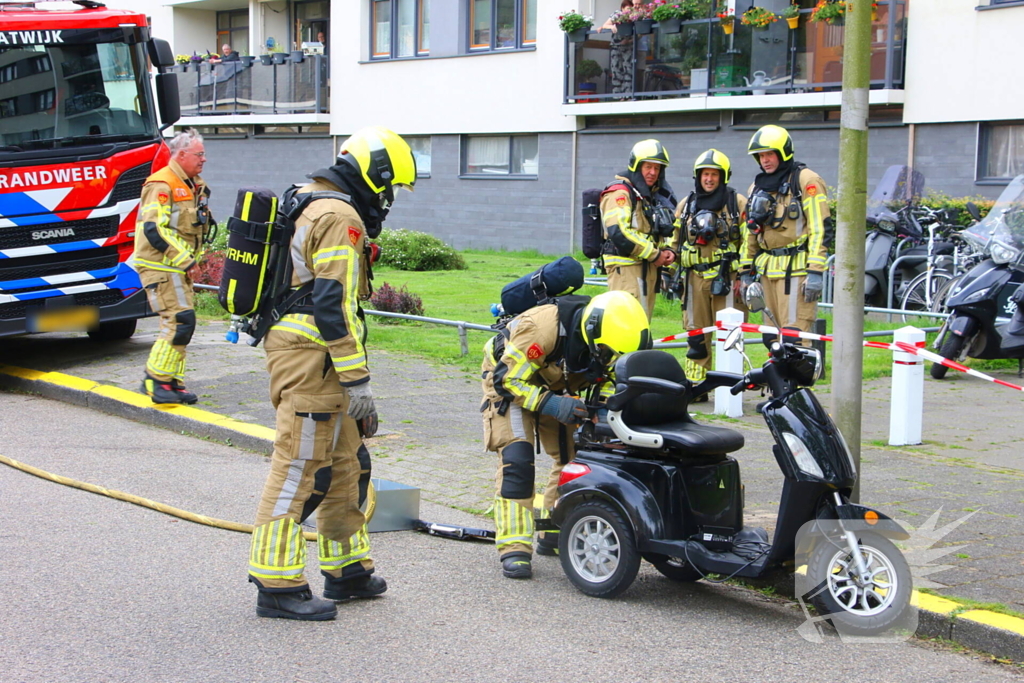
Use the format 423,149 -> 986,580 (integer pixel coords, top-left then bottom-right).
912,592 -> 960,616
1,364 -> 275,444
958,609 -> 1024,636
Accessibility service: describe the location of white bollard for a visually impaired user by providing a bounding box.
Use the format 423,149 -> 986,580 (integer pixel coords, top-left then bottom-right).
889,326 -> 925,446
714,307 -> 744,418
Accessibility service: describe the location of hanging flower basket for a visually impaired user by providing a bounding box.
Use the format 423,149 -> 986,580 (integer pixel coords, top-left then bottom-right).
635,18 -> 655,34
721,20 -> 734,35
786,16 -> 800,29
717,9 -> 735,35
659,18 -> 682,33
617,21 -> 635,37
567,27 -> 588,42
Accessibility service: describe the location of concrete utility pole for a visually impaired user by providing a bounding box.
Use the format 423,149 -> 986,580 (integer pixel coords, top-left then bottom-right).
831,1 -> 872,502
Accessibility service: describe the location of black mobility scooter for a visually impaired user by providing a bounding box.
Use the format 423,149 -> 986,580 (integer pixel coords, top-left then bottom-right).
552,333 -> 914,636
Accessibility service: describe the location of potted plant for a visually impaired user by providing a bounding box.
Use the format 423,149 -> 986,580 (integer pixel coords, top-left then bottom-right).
810,0 -> 846,25
610,8 -> 636,37
741,6 -> 779,30
633,3 -> 655,34
576,58 -> 604,84
559,10 -> 594,43
782,2 -> 801,29
717,7 -> 735,34
651,0 -> 692,34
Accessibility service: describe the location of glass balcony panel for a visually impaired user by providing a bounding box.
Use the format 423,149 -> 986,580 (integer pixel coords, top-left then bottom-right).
564,2 -> 907,103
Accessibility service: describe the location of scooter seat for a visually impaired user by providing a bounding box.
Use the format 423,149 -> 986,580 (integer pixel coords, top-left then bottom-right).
630,421 -> 745,457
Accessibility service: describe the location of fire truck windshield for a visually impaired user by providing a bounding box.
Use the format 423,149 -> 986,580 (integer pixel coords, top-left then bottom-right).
0,40 -> 158,154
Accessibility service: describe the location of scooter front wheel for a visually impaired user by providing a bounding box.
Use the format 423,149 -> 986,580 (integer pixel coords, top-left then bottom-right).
809,531 -> 913,636
930,332 -> 967,379
560,500 -> 640,598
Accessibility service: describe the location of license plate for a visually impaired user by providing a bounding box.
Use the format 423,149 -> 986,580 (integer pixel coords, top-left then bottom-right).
27,305 -> 100,333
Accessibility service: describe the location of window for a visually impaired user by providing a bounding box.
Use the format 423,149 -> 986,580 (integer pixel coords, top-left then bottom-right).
216,9 -> 249,54
469,0 -> 536,51
295,1 -> 329,52
461,135 -> 538,177
34,89 -> 55,112
979,122 -> 1024,182
406,136 -> 432,176
372,0 -> 430,59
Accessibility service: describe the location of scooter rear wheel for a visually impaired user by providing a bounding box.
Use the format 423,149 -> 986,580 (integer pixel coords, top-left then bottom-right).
560,500 -> 640,599
808,531 -> 913,636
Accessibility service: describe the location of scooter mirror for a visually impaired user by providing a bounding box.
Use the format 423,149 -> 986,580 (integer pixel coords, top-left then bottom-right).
723,326 -> 745,352
744,281 -> 766,313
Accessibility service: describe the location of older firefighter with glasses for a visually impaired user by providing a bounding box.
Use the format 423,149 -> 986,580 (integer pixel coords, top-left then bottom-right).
739,125 -> 830,340
667,149 -> 748,389
481,291 -> 651,579
136,128 -> 212,404
247,127 -> 416,621
600,139 -> 678,321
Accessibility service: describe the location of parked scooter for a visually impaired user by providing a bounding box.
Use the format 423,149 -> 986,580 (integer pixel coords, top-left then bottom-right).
930,174 -> 1024,379
553,326 -> 914,636
863,166 -> 957,307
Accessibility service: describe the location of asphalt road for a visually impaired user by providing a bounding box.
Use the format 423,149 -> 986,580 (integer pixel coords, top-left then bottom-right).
1,393 -> 1021,682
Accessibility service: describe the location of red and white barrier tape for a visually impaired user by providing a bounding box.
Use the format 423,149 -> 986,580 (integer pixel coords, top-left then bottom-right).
661,321 -> 1024,393
658,325 -> 719,342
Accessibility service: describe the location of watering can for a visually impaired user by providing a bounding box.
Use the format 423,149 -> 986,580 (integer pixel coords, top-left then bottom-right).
742,70 -> 774,96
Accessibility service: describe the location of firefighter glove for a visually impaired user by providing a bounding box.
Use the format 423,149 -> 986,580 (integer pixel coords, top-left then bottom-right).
540,394 -> 589,425
803,271 -> 823,303
346,382 -> 376,421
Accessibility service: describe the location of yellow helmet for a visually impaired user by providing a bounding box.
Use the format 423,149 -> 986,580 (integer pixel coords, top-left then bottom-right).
694,148 -> 731,184
580,291 -> 652,368
747,124 -> 794,163
338,126 -> 417,210
627,139 -> 670,172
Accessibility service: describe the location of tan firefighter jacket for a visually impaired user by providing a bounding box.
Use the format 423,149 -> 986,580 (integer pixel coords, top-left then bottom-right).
134,160 -> 210,273
600,176 -> 661,270
268,179 -> 372,386
481,304 -> 606,414
741,167 -> 830,280
669,191 -> 749,280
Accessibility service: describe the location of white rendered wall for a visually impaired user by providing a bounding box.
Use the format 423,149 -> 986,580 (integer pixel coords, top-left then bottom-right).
904,2 -> 1024,124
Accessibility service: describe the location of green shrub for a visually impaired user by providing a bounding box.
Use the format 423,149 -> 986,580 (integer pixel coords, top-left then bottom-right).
920,191 -> 994,227
374,228 -> 467,271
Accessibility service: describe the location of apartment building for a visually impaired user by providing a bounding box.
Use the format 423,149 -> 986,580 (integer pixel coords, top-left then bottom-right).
125,0 -> 1024,255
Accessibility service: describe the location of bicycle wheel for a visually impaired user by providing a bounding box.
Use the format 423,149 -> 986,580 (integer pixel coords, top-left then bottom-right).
900,271 -> 952,323
929,272 -> 964,316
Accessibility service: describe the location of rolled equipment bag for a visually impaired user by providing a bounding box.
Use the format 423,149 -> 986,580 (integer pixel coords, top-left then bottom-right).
500,256 -> 585,317
218,187 -> 280,316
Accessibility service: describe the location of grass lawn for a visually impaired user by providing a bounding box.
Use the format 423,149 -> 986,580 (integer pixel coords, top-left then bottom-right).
194,249 -> 1019,381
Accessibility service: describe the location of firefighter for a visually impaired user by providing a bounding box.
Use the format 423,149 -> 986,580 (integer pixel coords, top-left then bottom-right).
248,127 -> 416,621
740,125 -> 829,337
669,149 -> 748,388
600,139 -> 677,321
136,128 -> 212,404
482,290 -> 651,578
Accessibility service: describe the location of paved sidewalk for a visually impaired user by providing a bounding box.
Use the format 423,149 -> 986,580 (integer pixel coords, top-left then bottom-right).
2,317 -> 1024,655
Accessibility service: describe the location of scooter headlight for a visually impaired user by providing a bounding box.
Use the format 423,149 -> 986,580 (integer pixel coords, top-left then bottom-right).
782,432 -> 824,479
877,219 -> 897,234
990,240 -> 1020,265
962,285 -> 995,304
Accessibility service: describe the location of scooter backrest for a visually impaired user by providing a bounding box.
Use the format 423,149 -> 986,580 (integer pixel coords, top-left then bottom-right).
612,350 -> 692,426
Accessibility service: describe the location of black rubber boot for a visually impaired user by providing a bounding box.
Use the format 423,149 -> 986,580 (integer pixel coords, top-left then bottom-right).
170,379 -> 198,404
140,375 -> 182,404
501,552 -> 532,579
536,535 -> 559,557
323,574 -> 387,601
256,589 -> 337,621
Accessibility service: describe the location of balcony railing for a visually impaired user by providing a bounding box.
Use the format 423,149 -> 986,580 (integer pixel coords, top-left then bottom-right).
563,2 -> 906,104
172,54 -> 328,116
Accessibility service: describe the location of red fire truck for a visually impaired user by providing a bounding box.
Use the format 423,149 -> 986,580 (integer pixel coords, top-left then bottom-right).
0,0 -> 180,340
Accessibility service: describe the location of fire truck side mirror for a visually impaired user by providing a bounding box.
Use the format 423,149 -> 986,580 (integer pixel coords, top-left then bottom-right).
148,38 -> 176,69
154,73 -> 181,129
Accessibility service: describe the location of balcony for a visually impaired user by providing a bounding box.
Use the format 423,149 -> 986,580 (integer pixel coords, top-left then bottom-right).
563,2 -> 906,109
172,54 -> 328,121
